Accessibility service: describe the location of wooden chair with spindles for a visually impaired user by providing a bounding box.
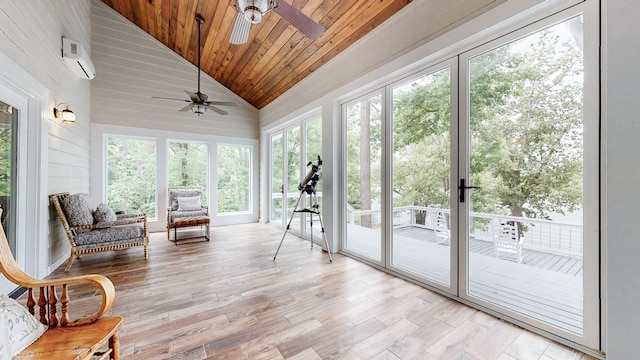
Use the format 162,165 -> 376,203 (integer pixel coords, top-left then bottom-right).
0,209 -> 123,359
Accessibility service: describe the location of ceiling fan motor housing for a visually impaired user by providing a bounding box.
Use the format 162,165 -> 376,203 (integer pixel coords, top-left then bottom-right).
235,0 -> 277,24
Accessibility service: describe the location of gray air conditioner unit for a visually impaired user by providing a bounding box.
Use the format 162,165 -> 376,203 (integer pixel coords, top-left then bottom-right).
61,37 -> 96,80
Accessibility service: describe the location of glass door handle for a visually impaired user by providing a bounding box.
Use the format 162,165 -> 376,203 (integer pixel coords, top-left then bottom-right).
459,179 -> 480,203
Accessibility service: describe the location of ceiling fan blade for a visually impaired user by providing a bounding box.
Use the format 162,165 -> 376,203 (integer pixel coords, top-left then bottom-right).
152,96 -> 190,102
229,12 -> 251,44
179,104 -> 192,112
274,1 -> 324,39
185,90 -> 202,103
206,101 -> 237,107
207,105 -> 229,116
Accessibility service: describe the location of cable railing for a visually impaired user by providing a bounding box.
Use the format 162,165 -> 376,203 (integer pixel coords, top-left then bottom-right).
347,205 -> 583,258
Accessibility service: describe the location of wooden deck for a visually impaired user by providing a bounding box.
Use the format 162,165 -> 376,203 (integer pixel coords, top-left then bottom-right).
346,225 -> 584,335
395,227 -> 584,276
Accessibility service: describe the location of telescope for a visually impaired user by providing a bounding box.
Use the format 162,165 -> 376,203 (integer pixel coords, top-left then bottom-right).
275,154 -> 332,263
298,156 -> 322,194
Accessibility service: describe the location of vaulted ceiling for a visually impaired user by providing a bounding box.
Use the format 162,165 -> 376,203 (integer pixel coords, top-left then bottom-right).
100,0 -> 413,109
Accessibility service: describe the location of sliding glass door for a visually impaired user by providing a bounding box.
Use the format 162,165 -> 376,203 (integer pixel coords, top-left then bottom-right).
343,92 -> 383,263
390,64 -> 454,289
341,4 -> 599,349
460,13 -> 598,345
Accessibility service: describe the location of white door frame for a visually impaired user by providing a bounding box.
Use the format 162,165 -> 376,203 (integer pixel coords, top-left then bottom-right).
457,3 -> 600,349
0,50 -> 49,292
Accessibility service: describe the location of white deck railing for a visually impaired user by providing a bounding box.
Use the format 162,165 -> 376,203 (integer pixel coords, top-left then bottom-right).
346,205 -> 583,258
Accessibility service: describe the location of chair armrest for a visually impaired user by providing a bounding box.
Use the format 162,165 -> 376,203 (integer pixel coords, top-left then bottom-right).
1,206 -> 116,327
25,274 -> 116,327
116,213 -> 146,220
2,258 -> 115,327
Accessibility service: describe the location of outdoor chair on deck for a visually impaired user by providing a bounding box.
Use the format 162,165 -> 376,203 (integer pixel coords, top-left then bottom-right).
433,212 -> 450,245
49,192 -> 149,271
493,220 -> 523,263
167,187 -> 210,244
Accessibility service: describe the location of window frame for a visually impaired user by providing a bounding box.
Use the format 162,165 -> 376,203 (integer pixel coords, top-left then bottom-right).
264,109 -> 323,240
104,134 -> 159,220
92,124 -> 259,232
216,143 -> 253,216
167,139 -> 210,206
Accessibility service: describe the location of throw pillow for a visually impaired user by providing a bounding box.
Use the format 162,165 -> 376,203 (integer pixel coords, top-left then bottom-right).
170,190 -> 202,210
0,294 -> 47,357
94,203 -> 117,223
60,193 -> 94,228
177,196 -> 202,211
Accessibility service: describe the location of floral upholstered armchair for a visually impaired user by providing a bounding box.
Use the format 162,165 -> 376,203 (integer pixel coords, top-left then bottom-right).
167,187 -> 210,243
50,193 -> 149,271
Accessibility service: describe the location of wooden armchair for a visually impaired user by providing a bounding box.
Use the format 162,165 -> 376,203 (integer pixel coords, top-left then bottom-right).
0,209 -> 122,359
50,193 -> 149,271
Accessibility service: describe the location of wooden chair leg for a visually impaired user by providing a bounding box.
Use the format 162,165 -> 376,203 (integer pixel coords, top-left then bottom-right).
64,252 -> 76,272
109,332 -> 120,360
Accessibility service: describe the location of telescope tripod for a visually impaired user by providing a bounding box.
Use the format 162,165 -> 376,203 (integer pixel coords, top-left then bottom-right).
274,189 -> 333,263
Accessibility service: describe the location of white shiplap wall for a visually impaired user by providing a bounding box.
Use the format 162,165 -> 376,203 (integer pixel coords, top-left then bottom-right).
90,0 -> 259,139
0,0 -> 93,271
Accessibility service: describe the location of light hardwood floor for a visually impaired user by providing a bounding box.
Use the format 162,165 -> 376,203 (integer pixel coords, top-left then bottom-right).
47,223 -> 597,360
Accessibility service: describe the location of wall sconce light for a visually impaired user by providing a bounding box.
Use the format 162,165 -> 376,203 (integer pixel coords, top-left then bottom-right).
53,103 -> 77,123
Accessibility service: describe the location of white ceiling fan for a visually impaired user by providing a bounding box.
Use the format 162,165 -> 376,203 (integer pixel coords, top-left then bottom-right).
153,15 -> 237,116
229,0 -> 324,45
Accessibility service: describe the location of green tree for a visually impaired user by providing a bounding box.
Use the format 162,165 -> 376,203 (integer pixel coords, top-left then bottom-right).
393,67 -> 451,209
168,142 -> 208,202
217,145 -> 250,213
271,134 -> 284,220
470,29 -> 583,219
107,137 -> 156,216
388,23 -> 584,221
346,95 -> 382,211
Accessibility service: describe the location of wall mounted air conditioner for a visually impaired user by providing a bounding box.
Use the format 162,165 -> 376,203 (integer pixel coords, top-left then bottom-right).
61,37 -> 96,80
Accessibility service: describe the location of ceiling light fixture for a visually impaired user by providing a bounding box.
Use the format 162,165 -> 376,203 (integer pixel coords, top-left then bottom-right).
53,103 -> 77,123
192,104 -> 207,116
235,0 -> 275,24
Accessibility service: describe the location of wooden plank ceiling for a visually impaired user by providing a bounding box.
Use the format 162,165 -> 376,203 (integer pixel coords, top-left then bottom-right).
100,0 -> 413,109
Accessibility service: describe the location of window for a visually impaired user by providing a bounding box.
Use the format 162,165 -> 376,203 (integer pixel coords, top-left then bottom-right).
267,111 -> 323,238
270,134 -> 284,223
168,141 -> 208,202
303,117 -> 322,237
106,136 -> 157,218
217,144 -> 251,214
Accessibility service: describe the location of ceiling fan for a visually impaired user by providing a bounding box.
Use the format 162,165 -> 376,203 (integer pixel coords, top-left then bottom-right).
229,0 -> 324,45
153,15 -> 237,116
